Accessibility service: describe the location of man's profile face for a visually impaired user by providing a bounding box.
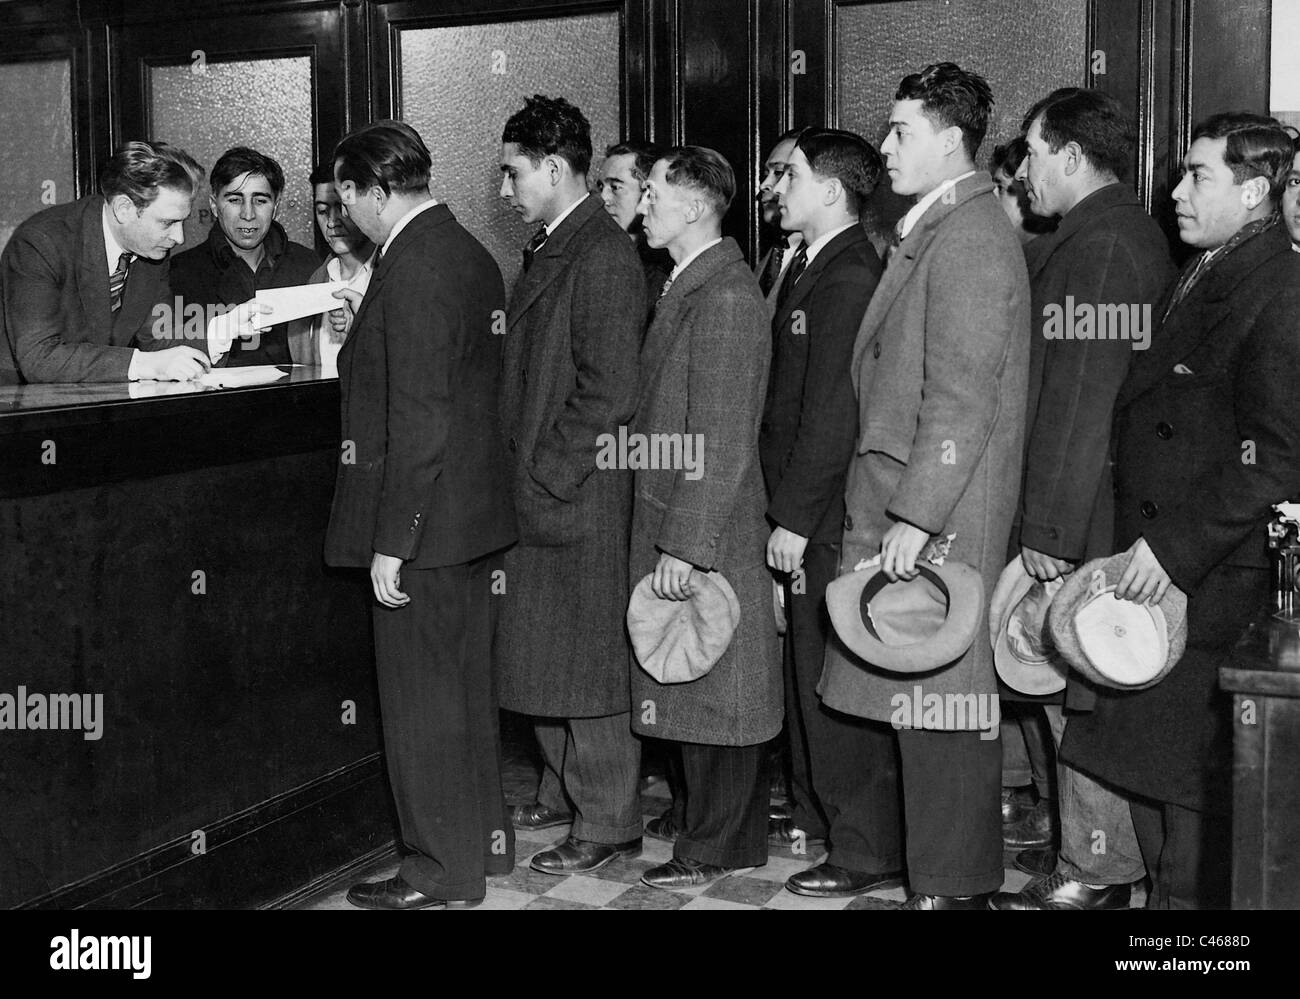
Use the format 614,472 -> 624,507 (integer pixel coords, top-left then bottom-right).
1171,136 -> 1253,250
879,99 -> 948,197
773,144 -> 830,235
115,186 -> 193,259
992,168 -> 1025,228
597,153 -> 643,231
1283,149 -> 1300,246
758,138 -> 797,227
1019,116 -> 1067,217
637,159 -> 690,250
333,163 -> 383,245
499,143 -> 553,225
211,171 -> 278,252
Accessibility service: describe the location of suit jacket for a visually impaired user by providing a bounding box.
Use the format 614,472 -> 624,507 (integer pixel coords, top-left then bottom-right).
1060,217 -> 1300,809
818,175 -> 1031,727
0,194 -> 171,384
760,224 -> 882,543
322,203 -> 516,570
628,238 -> 782,746
494,194 -> 645,717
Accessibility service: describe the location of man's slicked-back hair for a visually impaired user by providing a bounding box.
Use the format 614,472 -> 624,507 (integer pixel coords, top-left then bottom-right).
793,127 -> 882,216
659,145 -> 736,217
1189,112 -> 1295,204
99,140 -> 204,209
309,161 -> 336,186
895,62 -> 995,160
604,140 -> 661,183
1021,87 -> 1134,180
210,146 -> 287,198
503,94 -> 593,176
333,119 -> 432,196
990,135 -> 1029,178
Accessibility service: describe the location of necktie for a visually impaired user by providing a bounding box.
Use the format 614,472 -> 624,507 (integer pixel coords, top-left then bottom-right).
758,246 -> 785,296
109,252 -> 132,312
883,219 -> 904,268
522,227 -> 548,272
775,243 -> 808,311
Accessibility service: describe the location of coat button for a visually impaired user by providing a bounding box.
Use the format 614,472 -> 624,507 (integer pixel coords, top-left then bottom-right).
1155,421 -> 1173,440
1140,500 -> 1158,519
873,342 -> 882,359
508,437 -> 518,452
844,514 -> 854,531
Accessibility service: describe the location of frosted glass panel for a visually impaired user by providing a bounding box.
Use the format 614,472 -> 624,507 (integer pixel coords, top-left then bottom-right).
399,12 -> 622,287
1271,0 -> 1300,130
0,58 -> 73,255
149,56 -> 314,252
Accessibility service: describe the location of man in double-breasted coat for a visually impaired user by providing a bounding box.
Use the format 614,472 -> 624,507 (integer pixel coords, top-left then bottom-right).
814,64 -> 1030,907
1059,113 -> 1300,909
629,147 -> 782,889
496,96 -> 647,875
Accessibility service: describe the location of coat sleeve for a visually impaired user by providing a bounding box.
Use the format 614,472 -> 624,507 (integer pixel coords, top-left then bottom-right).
527,237 -> 644,501
766,262 -> 876,537
1142,278 -> 1300,589
657,285 -> 769,569
1019,234 -> 1148,560
886,226 -> 1025,535
1,228 -> 134,382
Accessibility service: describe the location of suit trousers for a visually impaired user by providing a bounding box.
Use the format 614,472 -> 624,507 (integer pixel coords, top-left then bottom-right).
664,741 -> 770,868
535,712 -> 642,843
786,542 -> 898,846
371,554 -> 515,900
837,725 -> 1003,896
1129,795 -> 1231,909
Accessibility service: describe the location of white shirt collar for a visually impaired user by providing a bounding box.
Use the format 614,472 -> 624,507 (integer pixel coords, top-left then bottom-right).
801,221 -> 858,266
545,193 -> 590,237
899,170 -> 977,240
326,246 -> 379,285
101,203 -> 129,275
381,198 -> 440,257
669,236 -> 724,281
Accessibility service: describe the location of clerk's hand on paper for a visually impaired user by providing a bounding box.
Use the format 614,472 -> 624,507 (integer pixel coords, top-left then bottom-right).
206,300 -> 274,361
330,287 -> 365,340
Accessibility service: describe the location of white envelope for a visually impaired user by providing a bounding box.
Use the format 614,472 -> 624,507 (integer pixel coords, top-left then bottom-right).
253,281 -> 350,329
198,365 -> 290,389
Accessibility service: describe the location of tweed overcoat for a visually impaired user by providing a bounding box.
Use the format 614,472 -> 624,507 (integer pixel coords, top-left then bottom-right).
818,175 -> 1030,728
496,195 -> 645,717
628,238 -> 782,746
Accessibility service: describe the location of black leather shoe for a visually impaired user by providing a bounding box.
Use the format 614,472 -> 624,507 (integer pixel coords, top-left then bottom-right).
785,862 -> 904,897
346,876 -> 482,911
1015,846 -> 1057,878
768,817 -> 825,848
901,891 -> 993,910
769,801 -> 793,821
508,802 -> 573,830
989,870 -> 1132,910
530,835 -> 641,875
1002,798 -> 1058,850
641,856 -> 737,890
1002,786 -> 1034,826
644,808 -> 681,843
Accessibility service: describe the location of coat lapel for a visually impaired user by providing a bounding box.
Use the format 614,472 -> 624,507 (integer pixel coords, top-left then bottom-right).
771,226 -> 864,332
77,198 -> 112,343
506,195 -> 606,327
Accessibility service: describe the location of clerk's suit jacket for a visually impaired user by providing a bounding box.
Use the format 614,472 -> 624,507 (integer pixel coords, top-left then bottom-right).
0,194 -> 171,384
323,203 -> 516,569
760,224 -> 881,543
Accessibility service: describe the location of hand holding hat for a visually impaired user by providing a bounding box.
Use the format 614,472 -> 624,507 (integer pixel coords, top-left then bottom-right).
627,568 -> 741,684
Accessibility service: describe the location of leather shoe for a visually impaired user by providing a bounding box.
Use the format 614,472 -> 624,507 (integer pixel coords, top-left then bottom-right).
508,802 -> 572,830
901,891 -> 993,910
530,835 -> 641,875
644,808 -> 681,843
1015,846 -> 1057,878
989,870 -> 1132,910
1002,798 -> 1058,850
770,801 -> 792,821
1002,786 -> 1034,826
346,876 -> 482,911
641,856 -> 737,890
785,862 -> 904,898
768,817 -> 825,848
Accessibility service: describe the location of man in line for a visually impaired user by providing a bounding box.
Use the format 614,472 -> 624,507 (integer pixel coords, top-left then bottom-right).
496,95 -> 647,875
754,129 -> 803,301
813,62 -> 1029,907
597,140 -> 672,306
990,88 -> 1174,910
325,120 -> 517,909
630,146 -> 782,888
1285,136 -> 1300,248
1,140 -> 214,384
759,128 -> 886,863
169,146 -> 319,367
1058,112 -> 1300,909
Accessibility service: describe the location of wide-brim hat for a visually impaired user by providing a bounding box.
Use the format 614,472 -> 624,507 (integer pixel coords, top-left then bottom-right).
627,569 -> 741,684
826,559 -> 983,673
988,558 -> 1069,696
1047,554 -> 1188,691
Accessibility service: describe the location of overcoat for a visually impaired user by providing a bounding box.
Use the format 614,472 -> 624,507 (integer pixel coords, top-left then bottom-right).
495,195 -> 645,717
818,175 -> 1030,728
1060,219 -> 1300,810
628,238 -> 782,746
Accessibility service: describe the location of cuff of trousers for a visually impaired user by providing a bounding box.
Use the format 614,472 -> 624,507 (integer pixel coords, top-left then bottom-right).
399,856 -> 487,902
674,834 -> 768,870
906,861 -> 1005,898
827,846 -> 904,877
570,815 -> 646,845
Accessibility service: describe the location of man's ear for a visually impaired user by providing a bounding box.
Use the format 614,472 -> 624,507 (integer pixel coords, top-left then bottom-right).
1063,141 -> 1085,177
1241,176 -> 1269,211
942,124 -> 964,158
824,176 -> 843,207
109,193 -> 136,222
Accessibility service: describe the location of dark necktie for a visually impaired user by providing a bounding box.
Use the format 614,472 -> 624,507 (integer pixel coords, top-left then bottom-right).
758,246 -> 785,296
522,227 -> 548,272
775,243 -> 808,311
109,252 -> 132,312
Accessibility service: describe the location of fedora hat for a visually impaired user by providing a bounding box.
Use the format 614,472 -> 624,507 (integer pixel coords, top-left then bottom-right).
1047,554 -> 1188,691
627,569 -> 741,684
988,559 -> 1068,696
826,558 -> 983,673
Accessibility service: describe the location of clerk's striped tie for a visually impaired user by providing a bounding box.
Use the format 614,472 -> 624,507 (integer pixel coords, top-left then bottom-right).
109,253 -> 133,312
